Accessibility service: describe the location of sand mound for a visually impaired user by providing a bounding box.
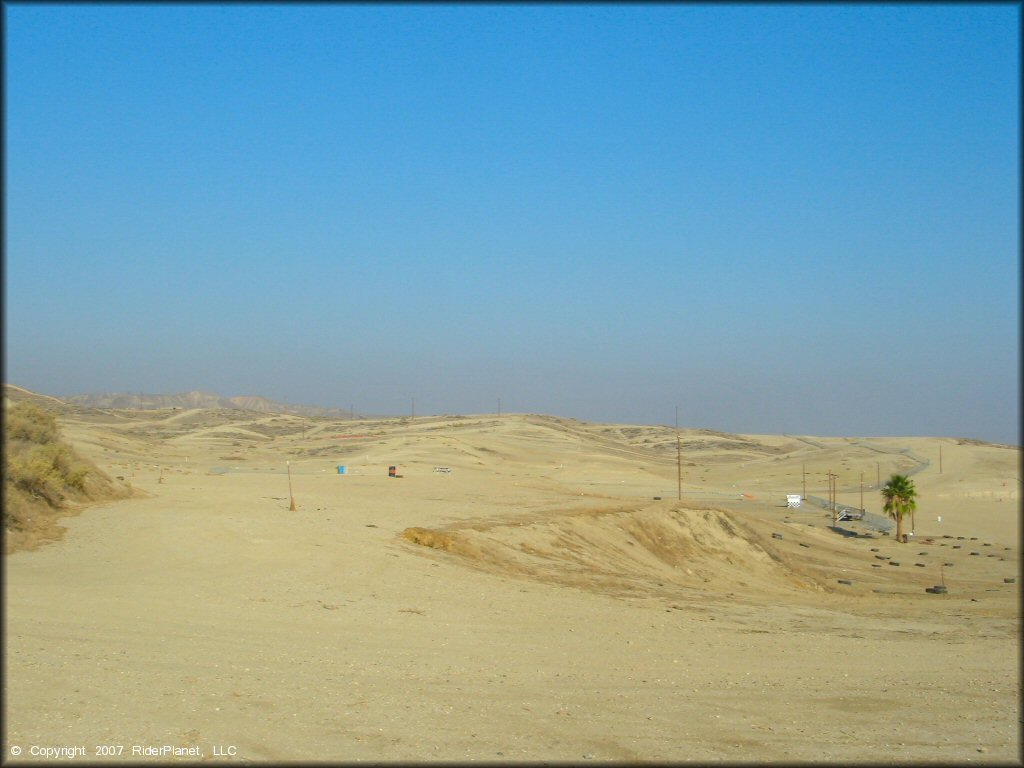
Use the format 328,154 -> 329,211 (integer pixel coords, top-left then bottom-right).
402,503 -> 815,598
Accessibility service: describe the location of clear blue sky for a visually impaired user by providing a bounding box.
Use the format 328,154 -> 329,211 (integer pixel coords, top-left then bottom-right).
4,4 -> 1020,443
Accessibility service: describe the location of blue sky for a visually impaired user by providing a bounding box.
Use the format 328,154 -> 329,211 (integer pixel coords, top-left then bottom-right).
4,4 -> 1020,443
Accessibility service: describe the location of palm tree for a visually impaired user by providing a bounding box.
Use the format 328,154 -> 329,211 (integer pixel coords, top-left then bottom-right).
881,474 -> 918,543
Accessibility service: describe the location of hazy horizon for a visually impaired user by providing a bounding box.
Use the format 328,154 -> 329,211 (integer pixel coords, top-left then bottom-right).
5,5 -> 1020,445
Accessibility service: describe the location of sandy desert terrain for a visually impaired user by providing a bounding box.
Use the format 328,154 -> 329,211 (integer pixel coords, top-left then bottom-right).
4,404 -> 1020,763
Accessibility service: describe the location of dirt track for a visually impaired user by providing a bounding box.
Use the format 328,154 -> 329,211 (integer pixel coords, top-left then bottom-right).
5,408 -> 1020,762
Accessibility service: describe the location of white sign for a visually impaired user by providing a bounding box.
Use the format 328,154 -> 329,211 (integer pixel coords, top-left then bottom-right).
786,494 -> 802,508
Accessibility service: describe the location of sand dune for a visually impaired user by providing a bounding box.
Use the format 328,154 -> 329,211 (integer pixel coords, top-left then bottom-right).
4,400 -> 1019,762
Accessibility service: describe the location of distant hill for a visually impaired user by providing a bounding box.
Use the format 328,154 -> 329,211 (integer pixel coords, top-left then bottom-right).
12,387 -> 357,419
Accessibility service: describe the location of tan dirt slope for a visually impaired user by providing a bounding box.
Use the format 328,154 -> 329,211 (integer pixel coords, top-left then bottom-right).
4,402 -> 1020,763
3,390 -> 134,553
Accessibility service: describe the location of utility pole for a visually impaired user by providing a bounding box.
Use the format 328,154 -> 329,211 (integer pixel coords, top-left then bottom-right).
827,473 -> 835,528
411,397 -> 415,419
675,406 -> 682,501
828,470 -> 838,526
829,470 -> 833,524
860,471 -> 864,512
939,445 -> 943,474
498,398 -> 501,416
876,462 -> 880,486
802,463 -> 806,501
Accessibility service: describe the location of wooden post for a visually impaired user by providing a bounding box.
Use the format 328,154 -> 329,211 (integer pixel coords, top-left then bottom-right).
287,460 -> 296,511
802,463 -> 806,501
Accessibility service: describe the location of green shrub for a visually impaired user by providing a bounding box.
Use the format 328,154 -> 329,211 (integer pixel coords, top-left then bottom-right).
5,445 -> 63,505
5,402 -> 60,444
67,466 -> 89,491
3,401 -> 95,508
4,399 -> 124,553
